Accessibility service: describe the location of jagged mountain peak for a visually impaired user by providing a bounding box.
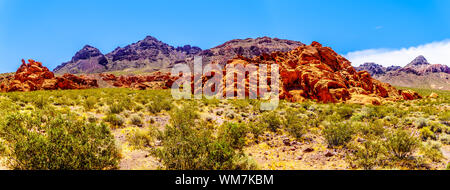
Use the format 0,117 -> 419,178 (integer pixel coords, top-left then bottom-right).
72,45 -> 104,62
406,55 -> 430,68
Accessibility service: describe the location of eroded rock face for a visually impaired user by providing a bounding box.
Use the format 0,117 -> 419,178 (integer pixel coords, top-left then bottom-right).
0,59 -> 98,92
220,42 -> 421,104
99,72 -> 178,90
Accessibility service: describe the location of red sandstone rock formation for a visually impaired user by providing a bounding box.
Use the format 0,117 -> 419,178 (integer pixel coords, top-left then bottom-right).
0,59 -> 98,92
99,72 -> 178,90
218,42 -> 421,104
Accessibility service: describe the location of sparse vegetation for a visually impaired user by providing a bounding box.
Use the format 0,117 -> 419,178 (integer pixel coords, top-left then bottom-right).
0,87 -> 447,170
384,129 -> 420,159
323,122 -> 354,147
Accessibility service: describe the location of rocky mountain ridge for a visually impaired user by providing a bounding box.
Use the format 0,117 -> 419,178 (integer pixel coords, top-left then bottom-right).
354,56 -> 450,90
54,36 -> 304,74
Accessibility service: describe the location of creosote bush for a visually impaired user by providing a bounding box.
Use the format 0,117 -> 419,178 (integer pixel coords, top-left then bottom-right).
104,114 -> 125,127
323,122 -> 354,147
0,112 -> 120,170
147,95 -> 172,114
260,111 -> 282,132
284,108 -> 306,139
384,129 -> 419,159
349,139 -> 386,170
154,104 -> 256,170
218,122 -> 248,150
84,96 -> 97,110
127,127 -> 155,149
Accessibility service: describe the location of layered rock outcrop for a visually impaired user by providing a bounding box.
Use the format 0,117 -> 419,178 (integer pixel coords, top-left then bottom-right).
0,59 -> 98,92
219,42 -> 421,104
99,72 -> 178,90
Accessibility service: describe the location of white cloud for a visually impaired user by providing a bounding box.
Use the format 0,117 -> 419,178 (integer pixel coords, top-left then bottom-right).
345,39 -> 450,67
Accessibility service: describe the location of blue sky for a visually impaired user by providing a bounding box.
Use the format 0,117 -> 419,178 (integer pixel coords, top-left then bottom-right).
1,0 -> 449,72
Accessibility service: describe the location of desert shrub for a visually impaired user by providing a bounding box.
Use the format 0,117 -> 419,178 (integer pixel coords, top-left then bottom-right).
335,105 -> 354,119
120,96 -> 136,111
154,105 -> 256,170
202,97 -> 220,107
439,111 -> 450,122
384,129 -> 419,159
355,120 -> 385,137
130,115 -> 143,126
104,114 -> 124,127
284,108 -> 306,139
350,139 -> 386,170
109,103 -> 124,114
0,113 -> 119,170
127,127 -> 154,149
0,138 -> 7,156
134,104 -> 144,112
218,122 -> 248,150
83,96 -> 97,110
414,117 -> 429,128
33,95 -> 47,109
440,134 -> 450,145
419,127 -> 436,140
420,141 -> 443,162
260,111 -> 282,132
147,96 -> 172,114
248,122 -> 265,139
323,122 -> 354,147
229,99 -> 250,112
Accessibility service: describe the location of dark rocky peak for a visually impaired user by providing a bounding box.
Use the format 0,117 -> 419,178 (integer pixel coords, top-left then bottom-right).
175,45 -> 202,55
405,55 -> 430,68
386,65 -> 402,72
72,45 -> 104,62
354,62 -> 386,76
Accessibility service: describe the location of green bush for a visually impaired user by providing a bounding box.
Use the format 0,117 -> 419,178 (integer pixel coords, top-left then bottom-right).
229,100 -> 250,112
323,122 -> 354,147
147,96 -> 172,114
202,97 -> 220,107
335,106 -> 354,119
384,129 -> 419,159
440,134 -> 450,145
419,127 -> 435,140
414,117 -> 428,128
154,105 -> 256,170
284,108 -> 306,139
248,122 -> 265,139
130,115 -> 143,126
350,140 -> 386,170
0,113 -> 120,170
420,141 -> 443,162
127,127 -> 154,149
0,138 -> 7,156
104,114 -> 124,127
109,103 -> 124,114
218,122 -> 248,150
33,95 -> 47,109
83,96 -> 97,110
260,111 -> 282,132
